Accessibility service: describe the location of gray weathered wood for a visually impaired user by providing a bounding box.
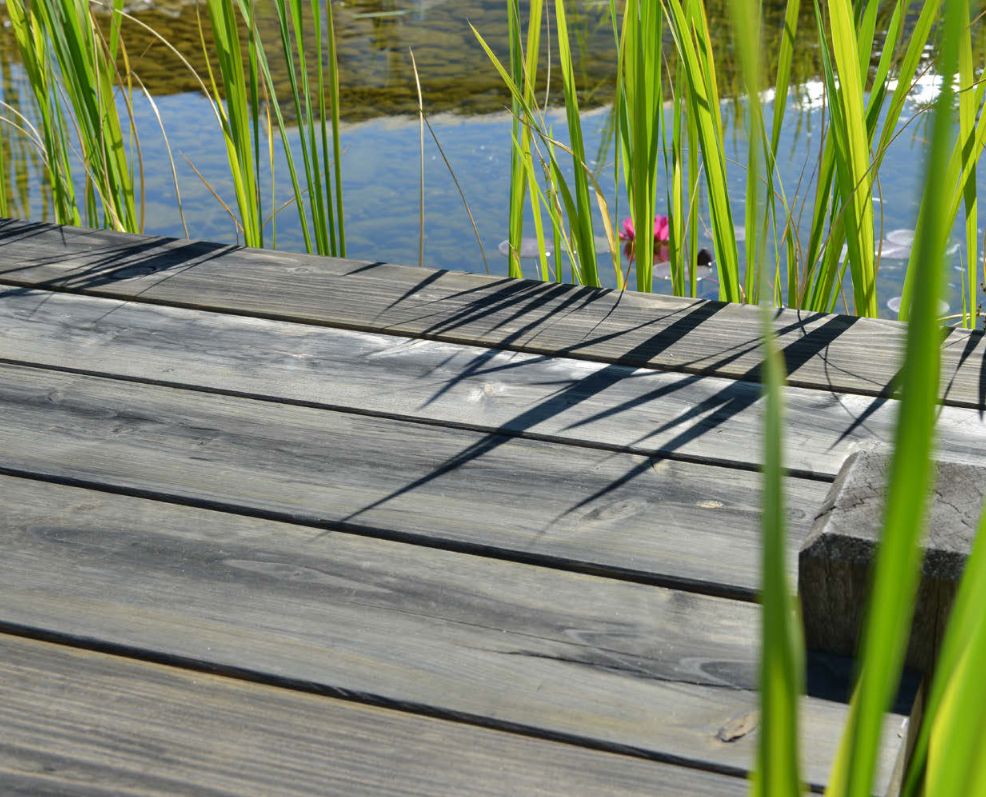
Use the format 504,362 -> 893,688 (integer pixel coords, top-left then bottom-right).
800,451 -> 986,670
0,361 -> 829,597
0,633 -> 753,796
0,218 -> 983,408
0,475 -> 907,791
4,289 -> 986,480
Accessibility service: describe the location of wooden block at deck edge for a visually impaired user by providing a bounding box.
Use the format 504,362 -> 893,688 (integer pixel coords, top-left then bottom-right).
799,450 -> 985,670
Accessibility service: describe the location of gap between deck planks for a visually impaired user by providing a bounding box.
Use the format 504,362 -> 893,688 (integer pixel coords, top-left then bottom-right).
2,288 -> 986,480
0,360 -> 826,599
0,475 -> 906,793
1,218 -> 984,409
0,633 -> 753,797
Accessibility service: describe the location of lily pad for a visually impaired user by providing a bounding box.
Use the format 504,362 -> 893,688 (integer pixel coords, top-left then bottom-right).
886,296 -> 949,315
497,238 -> 551,259
876,242 -> 911,260
654,262 -> 715,281
886,228 -> 915,246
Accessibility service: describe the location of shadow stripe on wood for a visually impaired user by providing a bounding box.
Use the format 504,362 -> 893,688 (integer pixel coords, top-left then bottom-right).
0,633 -> 751,797
0,218 -> 983,408
0,361 -> 828,598
0,475 -> 906,792
4,291 -> 986,480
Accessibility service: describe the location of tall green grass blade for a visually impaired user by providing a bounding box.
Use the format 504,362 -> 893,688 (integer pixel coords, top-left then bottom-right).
204,0 -> 262,245
826,1 -> 961,792
617,0 -> 661,293
767,0 -> 800,306
667,67 -> 685,296
24,0 -> 140,231
273,0 -> 327,253
555,0 -> 599,287
505,0 -> 548,281
824,0 -> 876,317
664,0 -> 741,302
312,0 -> 337,254
730,0 -> 803,789
412,48 -> 425,267
685,92 -> 700,298
959,10 -> 978,329
325,0 -> 345,256
0,123 -> 7,218
506,0 -> 525,279
900,504 -> 986,795
522,0 -> 549,280
473,18 -> 594,287
5,0 -> 79,225
871,0 -> 943,168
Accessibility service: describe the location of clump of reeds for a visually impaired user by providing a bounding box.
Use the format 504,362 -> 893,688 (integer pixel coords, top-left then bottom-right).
0,0 -> 346,256
741,0 -> 986,793
4,0 -> 140,231
199,0 -> 345,253
478,0 -> 986,329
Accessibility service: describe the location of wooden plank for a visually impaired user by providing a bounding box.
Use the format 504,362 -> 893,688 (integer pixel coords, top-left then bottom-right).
0,361 -> 828,597
0,218 -> 983,408
0,634 -> 751,796
3,289 -> 986,479
0,476 -> 907,791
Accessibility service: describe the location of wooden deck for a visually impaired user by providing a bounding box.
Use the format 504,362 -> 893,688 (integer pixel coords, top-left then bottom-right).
1,217 -> 982,794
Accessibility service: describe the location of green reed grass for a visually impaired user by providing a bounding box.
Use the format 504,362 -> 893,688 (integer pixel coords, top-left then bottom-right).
474,4 -> 608,288
730,0 -> 802,792
742,0 -> 986,793
202,0 -> 263,247
664,0 -> 741,302
6,0 -> 132,229
827,6 -> 960,794
554,0 -> 599,287
269,0 -> 346,257
482,0 -> 986,328
0,0 -> 347,257
615,0 -> 662,292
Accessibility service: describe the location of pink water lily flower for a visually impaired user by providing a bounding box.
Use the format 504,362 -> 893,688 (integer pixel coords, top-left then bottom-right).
618,214 -> 671,243
653,214 -> 670,243
619,216 -> 636,242
619,214 -> 671,263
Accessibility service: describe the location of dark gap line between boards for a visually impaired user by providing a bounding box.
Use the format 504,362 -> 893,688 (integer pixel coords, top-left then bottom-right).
0,622 -> 809,791
0,356 -> 835,483
0,274 -> 949,411
0,465 -> 762,602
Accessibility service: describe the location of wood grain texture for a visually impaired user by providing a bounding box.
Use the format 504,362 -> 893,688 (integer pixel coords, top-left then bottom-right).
0,634 -> 753,797
0,476 -> 907,791
0,361 -> 829,597
4,290 -> 986,480
0,218 -> 984,408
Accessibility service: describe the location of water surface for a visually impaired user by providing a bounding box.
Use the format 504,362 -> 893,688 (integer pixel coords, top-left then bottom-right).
0,0 -> 981,318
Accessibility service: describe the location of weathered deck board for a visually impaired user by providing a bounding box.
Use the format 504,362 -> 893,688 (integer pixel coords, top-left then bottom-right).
0,219 -> 928,794
5,289 -> 986,479
0,475 -> 906,791
0,362 -> 829,597
1,218 -> 983,407
0,634 -> 751,797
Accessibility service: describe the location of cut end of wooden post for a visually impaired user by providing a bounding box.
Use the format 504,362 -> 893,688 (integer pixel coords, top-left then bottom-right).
798,450 -> 985,671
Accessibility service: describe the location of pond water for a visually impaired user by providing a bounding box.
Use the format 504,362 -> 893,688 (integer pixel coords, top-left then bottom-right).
0,0 -> 982,319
